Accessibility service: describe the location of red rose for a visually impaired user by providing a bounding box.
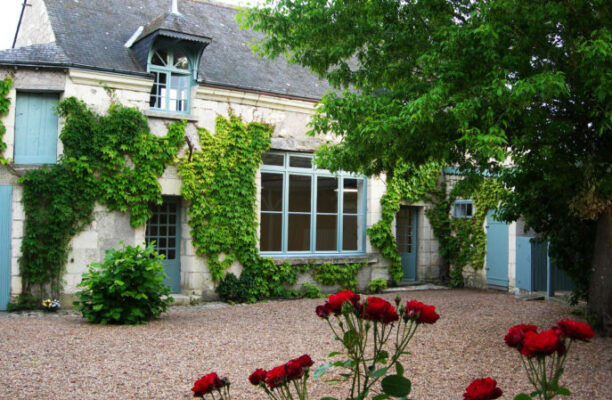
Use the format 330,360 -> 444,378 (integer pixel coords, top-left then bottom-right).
294,354 -> 314,368
362,297 -> 399,324
191,372 -> 225,397
504,324 -> 538,348
520,329 -> 561,357
265,365 -> 288,388
556,318 -> 595,342
326,290 -> 360,314
404,300 -> 440,324
463,377 -> 503,400
248,368 -> 267,386
316,304 -> 331,318
285,360 -> 304,380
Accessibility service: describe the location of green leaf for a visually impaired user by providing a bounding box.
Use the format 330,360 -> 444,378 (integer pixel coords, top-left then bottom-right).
372,395 -> 389,400
513,394 -> 532,400
381,375 -> 411,397
328,352 -> 342,358
394,361 -> 405,377
368,367 -> 388,378
556,387 -> 571,396
313,362 -> 332,379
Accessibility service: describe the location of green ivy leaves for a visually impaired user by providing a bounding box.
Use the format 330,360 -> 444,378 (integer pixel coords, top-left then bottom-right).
0,75 -> 12,165
19,98 -> 184,298
178,114 -> 298,301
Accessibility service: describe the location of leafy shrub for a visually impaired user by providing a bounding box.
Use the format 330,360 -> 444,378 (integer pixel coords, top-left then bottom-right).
300,282 -> 324,298
7,294 -> 41,312
368,278 -> 388,293
74,243 -> 173,324
216,272 -> 257,304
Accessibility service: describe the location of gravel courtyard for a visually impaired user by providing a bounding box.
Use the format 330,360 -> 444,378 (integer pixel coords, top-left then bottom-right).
1,289 -> 610,399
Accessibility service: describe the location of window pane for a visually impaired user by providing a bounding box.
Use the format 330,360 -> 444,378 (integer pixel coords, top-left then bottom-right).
174,49 -> 189,69
261,213 -> 282,251
288,214 -> 310,251
289,156 -> 312,169
261,173 -> 283,212
343,215 -> 359,251
317,177 -> 338,213
343,179 -> 362,214
261,153 -> 284,166
289,175 -> 311,212
316,215 -> 337,251
152,49 -> 168,66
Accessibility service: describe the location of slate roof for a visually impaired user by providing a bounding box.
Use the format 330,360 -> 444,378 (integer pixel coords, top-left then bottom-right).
0,0 -> 330,100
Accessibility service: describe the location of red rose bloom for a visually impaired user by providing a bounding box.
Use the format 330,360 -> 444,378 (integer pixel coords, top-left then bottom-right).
294,354 -> 314,368
265,365 -> 288,388
191,372 -> 224,397
404,300 -> 440,324
463,377 -> 503,400
285,360 -> 304,380
504,324 -> 538,348
520,329 -> 561,358
326,290 -> 360,314
362,297 -> 399,324
316,304 -> 331,318
248,368 -> 267,386
556,318 -> 595,342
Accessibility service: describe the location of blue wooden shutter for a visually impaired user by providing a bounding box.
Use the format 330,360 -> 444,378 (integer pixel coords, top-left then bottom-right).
0,186 -> 12,310
14,92 -> 59,164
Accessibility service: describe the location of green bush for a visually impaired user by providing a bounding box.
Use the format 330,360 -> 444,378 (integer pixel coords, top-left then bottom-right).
215,272 -> 257,304
74,243 -> 173,324
368,278 -> 388,293
300,282 -> 325,298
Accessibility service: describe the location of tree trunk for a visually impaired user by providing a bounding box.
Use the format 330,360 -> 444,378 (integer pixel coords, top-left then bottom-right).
588,208 -> 612,336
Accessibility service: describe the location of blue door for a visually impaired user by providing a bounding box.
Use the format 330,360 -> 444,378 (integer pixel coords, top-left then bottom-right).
486,211 -> 509,287
515,236 -> 532,291
397,206 -> 418,281
0,186 -> 12,310
145,197 -> 181,293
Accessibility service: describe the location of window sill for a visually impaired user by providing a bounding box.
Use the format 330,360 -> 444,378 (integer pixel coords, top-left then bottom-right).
268,255 -> 378,266
145,110 -> 198,122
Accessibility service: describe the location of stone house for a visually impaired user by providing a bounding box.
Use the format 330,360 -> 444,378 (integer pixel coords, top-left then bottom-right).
0,0 -> 527,309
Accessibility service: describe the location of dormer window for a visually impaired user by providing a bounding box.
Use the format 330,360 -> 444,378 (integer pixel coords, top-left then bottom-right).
148,45 -> 194,114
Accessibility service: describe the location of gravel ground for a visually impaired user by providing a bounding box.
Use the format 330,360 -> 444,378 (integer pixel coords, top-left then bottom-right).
0,289 -> 610,399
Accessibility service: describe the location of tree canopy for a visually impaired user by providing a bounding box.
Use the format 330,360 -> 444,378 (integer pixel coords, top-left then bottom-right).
240,0 -> 612,328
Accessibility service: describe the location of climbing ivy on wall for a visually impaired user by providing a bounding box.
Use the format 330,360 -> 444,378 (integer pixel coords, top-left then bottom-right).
19,97 -> 184,298
426,175 -> 507,287
178,114 -> 297,301
0,75 -> 12,165
296,262 -> 365,292
367,161 -> 442,283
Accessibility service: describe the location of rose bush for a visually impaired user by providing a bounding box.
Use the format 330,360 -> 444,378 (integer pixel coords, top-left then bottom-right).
313,292 -> 439,399
249,354 -> 314,400
506,318 -> 594,400
191,372 -> 230,399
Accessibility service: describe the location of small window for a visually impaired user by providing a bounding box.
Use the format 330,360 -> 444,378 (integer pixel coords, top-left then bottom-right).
148,45 -> 193,114
14,92 -> 59,164
260,152 -> 366,255
453,200 -> 473,218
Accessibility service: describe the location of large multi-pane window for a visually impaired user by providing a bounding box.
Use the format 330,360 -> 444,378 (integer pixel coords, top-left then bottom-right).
148,46 -> 193,113
260,152 -> 366,255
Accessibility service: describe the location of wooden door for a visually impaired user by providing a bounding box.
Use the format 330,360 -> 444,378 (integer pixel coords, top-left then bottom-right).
146,197 -> 181,293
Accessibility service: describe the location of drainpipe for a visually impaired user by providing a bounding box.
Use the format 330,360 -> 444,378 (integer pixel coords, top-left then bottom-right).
171,0 -> 180,15
12,0 -> 30,49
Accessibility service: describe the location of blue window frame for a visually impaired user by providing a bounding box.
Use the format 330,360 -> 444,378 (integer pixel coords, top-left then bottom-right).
148,45 -> 194,114
260,152 -> 367,256
453,200 -> 474,218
